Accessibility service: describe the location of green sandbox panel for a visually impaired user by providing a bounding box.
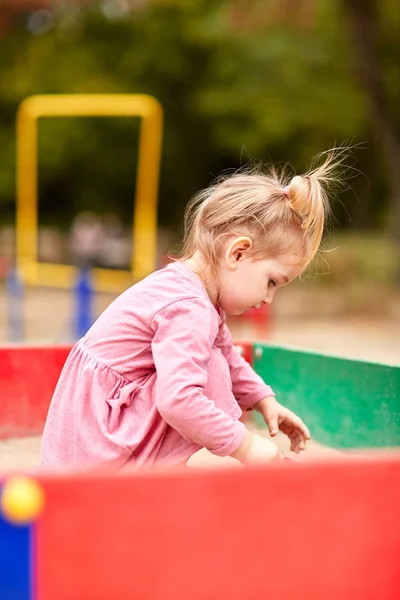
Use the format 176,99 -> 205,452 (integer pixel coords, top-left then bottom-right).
253,344 -> 400,449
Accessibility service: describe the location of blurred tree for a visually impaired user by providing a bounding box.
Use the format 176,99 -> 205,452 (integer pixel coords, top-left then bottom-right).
0,0 -> 398,245
342,0 -> 400,259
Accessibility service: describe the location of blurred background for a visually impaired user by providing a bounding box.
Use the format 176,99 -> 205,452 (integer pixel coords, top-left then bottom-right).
0,0 -> 399,362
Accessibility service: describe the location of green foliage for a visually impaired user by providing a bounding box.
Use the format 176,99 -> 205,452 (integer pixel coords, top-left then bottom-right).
322,232 -> 398,285
0,0 -> 398,230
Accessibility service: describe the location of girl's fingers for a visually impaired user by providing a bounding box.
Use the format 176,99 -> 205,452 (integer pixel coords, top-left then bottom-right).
290,430 -> 307,453
285,414 -> 310,442
283,425 -> 299,450
266,411 -> 279,436
291,416 -> 311,440
290,434 -> 301,453
276,410 -> 310,453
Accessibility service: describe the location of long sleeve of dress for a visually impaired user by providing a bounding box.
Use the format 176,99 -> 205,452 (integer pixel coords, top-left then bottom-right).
151,298 -> 246,456
217,321 -> 275,410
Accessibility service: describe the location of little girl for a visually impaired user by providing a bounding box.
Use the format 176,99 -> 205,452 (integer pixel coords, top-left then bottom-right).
41,151 -> 340,470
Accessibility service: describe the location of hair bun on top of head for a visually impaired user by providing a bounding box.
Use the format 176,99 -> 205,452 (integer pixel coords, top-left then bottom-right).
181,147 -> 348,274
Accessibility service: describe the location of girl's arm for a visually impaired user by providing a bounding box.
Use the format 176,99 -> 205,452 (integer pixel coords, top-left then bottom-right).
217,321 -> 311,453
216,321 -> 275,410
151,298 -> 247,457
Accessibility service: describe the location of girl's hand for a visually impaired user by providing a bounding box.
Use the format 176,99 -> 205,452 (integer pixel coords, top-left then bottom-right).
231,430 -> 282,464
254,397 -> 311,454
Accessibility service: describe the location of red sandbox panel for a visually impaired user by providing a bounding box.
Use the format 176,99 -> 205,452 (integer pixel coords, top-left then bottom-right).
0,345 -> 72,438
36,459 -> 400,600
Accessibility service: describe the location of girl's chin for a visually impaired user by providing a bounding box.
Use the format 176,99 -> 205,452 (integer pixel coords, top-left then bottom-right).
223,307 -> 246,316
218,300 -> 247,316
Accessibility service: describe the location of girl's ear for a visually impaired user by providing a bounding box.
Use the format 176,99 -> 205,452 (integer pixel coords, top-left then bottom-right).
225,236 -> 253,269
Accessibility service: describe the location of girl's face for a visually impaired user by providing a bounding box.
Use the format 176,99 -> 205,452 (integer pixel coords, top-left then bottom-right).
216,237 -> 304,316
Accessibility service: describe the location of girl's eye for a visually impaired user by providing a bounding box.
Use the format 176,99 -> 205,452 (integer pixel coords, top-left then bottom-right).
269,279 -> 277,287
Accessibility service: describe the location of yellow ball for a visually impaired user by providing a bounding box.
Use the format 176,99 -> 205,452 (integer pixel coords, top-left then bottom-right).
1,476 -> 45,525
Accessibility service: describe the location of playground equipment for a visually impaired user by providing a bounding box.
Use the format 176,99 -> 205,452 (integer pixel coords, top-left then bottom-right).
6,267 -> 24,342
2,93 -> 164,342
73,268 -> 94,340
0,342 -> 399,599
16,94 -> 163,291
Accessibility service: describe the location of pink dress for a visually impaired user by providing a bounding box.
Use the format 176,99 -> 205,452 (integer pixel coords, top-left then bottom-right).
41,262 -> 273,469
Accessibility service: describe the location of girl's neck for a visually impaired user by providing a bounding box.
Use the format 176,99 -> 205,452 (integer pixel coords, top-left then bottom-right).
180,252 -> 219,305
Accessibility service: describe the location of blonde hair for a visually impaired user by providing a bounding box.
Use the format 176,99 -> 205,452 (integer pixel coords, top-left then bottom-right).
180,149 -> 346,276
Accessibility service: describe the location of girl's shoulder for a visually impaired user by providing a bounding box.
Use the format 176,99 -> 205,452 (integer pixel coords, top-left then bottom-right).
142,261 -> 207,301
123,261 -> 213,315
83,262 -> 221,349
145,263 -> 221,334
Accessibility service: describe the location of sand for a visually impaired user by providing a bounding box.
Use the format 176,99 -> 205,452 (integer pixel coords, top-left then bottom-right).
0,428 -> 348,475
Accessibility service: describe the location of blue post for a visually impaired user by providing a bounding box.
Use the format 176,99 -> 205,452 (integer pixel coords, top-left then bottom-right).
74,267 -> 94,340
0,503 -> 31,600
6,267 -> 24,343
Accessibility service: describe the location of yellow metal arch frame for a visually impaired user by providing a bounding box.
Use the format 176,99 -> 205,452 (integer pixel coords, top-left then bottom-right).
16,94 -> 163,292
